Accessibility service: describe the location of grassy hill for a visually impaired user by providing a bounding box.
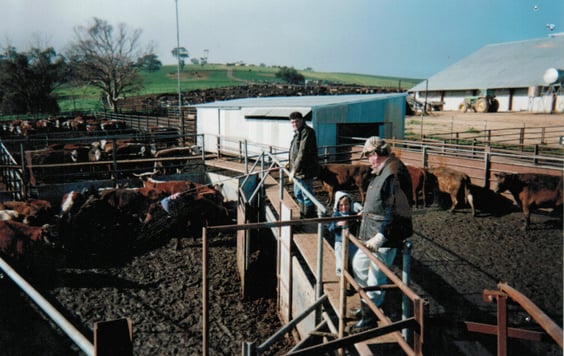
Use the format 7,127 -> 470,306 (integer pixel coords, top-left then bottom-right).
56,64 -> 422,112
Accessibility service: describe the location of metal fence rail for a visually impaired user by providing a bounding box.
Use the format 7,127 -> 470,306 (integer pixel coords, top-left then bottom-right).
0,257 -> 94,355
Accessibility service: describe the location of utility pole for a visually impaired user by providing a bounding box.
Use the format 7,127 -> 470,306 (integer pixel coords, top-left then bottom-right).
175,0 -> 185,143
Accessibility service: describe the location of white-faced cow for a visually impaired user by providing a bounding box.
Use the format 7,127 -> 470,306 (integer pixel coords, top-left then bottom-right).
425,166 -> 475,215
1,199 -> 53,225
0,210 -> 19,221
494,172 -> 563,230
317,163 -> 372,205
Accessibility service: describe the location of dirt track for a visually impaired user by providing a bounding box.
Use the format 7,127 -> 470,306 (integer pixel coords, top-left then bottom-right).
406,110 -> 563,138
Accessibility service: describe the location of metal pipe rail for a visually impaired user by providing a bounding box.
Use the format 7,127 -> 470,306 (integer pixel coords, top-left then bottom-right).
466,282 -> 563,356
0,257 -> 94,356
341,233 -> 424,355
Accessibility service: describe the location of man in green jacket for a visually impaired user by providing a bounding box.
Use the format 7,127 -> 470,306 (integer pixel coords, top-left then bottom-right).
288,111 -> 320,219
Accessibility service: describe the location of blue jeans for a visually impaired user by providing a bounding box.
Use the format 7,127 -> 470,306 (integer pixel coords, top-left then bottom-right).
293,177 -> 315,207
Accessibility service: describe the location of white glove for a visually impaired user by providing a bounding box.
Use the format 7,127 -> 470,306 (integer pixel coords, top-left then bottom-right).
288,169 -> 295,183
353,202 -> 364,213
365,233 -> 386,251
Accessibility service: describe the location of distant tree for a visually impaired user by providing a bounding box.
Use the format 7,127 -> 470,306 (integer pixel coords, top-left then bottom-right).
136,53 -> 162,71
191,58 -> 199,65
171,47 -> 189,71
275,66 -> 305,84
0,46 -> 67,115
66,18 -> 150,112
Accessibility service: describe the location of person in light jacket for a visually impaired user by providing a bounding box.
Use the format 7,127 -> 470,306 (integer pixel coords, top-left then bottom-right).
327,191 -> 362,277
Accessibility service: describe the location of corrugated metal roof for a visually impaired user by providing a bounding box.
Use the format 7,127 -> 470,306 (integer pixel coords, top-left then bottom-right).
411,34 -> 564,92
244,108 -> 312,118
194,93 -> 406,109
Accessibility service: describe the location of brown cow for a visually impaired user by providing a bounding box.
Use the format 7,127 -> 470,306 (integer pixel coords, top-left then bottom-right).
406,165 -> 427,208
0,220 -> 52,257
2,199 -> 53,225
154,188 -> 231,235
494,172 -> 563,229
425,166 -> 475,215
153,146 -> 194,175
317,163 -> 372,205
134,173 -> 225,204
99,187 -> 167,222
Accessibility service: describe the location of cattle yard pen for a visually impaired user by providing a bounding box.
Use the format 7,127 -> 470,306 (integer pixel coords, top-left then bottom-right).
0,117 -> 562,354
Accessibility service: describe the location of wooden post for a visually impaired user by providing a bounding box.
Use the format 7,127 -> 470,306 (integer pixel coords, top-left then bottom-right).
202,227 -> 209,356
94,318 -> 132,356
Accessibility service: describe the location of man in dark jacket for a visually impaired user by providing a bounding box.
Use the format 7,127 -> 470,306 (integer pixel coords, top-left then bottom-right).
349,136 -> 413,333
288,111 -> 320,218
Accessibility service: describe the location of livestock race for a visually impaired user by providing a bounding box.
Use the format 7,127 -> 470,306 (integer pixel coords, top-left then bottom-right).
0,81 -> 561,355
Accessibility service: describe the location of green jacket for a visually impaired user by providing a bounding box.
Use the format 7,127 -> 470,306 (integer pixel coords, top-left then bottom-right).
289,124 -> 320,179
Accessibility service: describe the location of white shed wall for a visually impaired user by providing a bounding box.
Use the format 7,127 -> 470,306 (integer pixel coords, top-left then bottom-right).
414,88 -> 562,113
197,107 -> 303,155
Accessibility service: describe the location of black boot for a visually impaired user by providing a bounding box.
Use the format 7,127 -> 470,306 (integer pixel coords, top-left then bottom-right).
304,204 -> 316,218
348,301 -> 378,334
298,202 -> 305,219
349,307 -> 362,320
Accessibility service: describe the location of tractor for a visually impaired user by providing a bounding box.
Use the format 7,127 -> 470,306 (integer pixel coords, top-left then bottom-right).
458,90 -> 499,113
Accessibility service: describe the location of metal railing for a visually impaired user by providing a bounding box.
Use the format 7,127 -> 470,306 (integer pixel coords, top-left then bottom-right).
201,151 -> 424,355
466,282 -> 563,356
0,257 -> 94,355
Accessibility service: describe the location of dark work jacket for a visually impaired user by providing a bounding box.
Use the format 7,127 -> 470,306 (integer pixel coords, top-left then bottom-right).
289,124 -> 320,179
359,155 -> 413,248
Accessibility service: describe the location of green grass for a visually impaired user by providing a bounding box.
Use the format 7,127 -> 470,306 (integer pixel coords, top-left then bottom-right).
55,64 -> 422,112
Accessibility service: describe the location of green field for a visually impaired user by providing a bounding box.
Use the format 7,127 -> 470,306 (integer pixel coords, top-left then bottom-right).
55,64 -> 422,112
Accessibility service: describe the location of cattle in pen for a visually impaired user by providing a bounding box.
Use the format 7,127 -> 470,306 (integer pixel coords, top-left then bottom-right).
134,173 -> 225,205
425,166 -> 475,215
406,164 -> 428,208
494,172 -> 563,229
0,220 -> 54,258
317,163 -> 372,205
152,146 -> 195,175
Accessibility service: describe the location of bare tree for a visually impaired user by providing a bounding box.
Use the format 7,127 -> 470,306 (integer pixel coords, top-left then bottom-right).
67,18 -> 151,112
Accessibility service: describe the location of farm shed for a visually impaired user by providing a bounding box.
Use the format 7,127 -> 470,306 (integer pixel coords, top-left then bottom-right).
194,93 -> 406,157
410,33 -> 564,113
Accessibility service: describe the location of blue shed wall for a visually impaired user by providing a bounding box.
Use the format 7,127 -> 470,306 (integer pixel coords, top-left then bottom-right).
312,94 -> 406,148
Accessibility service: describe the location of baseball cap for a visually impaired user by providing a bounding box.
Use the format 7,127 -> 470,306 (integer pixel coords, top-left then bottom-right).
361,136 -> 390,157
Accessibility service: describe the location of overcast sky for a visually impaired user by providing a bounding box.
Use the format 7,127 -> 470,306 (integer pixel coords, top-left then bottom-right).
1,0 -> 562,79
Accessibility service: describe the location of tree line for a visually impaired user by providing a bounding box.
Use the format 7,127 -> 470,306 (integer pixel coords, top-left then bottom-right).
0,17 -> 305,116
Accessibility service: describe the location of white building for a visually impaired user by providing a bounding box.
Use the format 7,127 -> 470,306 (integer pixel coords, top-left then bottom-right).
194,93 -> 407,157
410,34 -> 564,113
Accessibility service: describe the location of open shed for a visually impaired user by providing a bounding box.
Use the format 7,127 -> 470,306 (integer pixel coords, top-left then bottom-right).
410,34 -> 564,113
194,93 -> 407,157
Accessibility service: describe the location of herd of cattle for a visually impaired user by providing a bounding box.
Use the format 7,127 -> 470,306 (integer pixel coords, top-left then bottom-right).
0,173 -> 231,266
1,116 -> 134,138
0,116 -> 202,185
0,158 -> 561,269
317,163 -> 562,230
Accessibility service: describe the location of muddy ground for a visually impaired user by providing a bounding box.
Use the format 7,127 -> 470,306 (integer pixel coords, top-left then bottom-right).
0,178 -> 561,355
